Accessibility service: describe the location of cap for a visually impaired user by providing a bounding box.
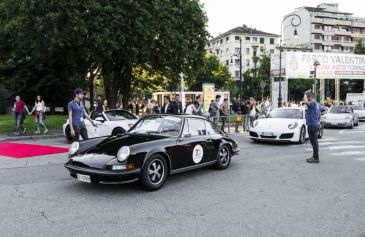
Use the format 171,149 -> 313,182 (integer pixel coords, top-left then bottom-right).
74,88 -> 84,95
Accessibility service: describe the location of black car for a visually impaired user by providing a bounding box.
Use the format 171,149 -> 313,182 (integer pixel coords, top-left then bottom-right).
65,114 -> 240,191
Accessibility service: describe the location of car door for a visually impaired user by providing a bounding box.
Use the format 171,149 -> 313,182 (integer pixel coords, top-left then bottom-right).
172,118 -> 210,170
205,121 -> 222,161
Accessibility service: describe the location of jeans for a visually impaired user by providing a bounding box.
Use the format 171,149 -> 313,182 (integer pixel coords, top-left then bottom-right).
73,124 -> 88,142
36,112 -> 47,130
308,125 -> 320,159
16,113 -> 24,133
220,116 -> 227,131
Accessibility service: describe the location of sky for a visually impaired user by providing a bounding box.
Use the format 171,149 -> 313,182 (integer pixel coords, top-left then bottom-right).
200,0 -> 365,37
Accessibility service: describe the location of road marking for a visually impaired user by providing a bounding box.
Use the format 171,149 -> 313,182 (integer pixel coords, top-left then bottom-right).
330,151 -> 365,156
328,145 -> 365,150
356,158 -> 365,161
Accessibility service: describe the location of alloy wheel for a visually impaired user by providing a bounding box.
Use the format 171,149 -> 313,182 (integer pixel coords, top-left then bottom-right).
148,159 -> 164,185
219,146 -> 230,166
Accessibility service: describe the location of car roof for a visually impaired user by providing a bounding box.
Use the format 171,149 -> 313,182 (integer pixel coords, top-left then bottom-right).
274,107 -> 304,110
143,114 -> 208,120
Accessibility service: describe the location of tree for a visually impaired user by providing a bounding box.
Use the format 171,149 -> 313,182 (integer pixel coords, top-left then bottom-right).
187,53 -> 232,91
354,39 -> 365,54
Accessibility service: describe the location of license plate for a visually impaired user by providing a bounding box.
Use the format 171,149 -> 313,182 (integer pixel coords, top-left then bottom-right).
77,174 -> 91,183
262,132 -> 274,136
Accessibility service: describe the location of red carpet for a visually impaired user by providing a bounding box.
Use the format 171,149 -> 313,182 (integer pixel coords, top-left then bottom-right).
0,142 -> 68,158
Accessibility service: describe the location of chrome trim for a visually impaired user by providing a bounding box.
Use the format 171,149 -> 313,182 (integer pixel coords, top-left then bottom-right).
65,164 -> 141,176
170,160 -> 216,175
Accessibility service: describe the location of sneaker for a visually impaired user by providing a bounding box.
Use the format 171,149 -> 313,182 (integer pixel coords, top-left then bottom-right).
306,157 -> 320,163
34,130 -> 41,134
22,128 -> 27,133
14,132 -> 20,135
43,129 -> 48,134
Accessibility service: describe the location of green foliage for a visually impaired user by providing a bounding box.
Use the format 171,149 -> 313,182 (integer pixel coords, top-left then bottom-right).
0,114 -> 67,132
354,39 -> 365,54
187,53 -> 232,91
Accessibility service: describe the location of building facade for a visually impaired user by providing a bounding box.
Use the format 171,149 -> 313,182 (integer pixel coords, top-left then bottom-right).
209,25 -> 279,80
283,3 -> 365,53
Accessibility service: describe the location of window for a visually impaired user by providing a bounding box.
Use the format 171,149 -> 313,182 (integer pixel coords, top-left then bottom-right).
226,48 -> 229,55
205,121 -> 221,135
270,49 -> 275,54
226,37 -> 230,42
314,24 -> 321,29
246,37 -> 250,43
235,59 -> 240,66
270,38 -> 275,44
235,71 -> 240,78
260,38 -> 265,44
246,48 -> 250,55
235,47 -> 241,54
187,118 -> 206,136
235,36 -> 240,41
220,39 -> 223,44
226,60 -> 229,66
252,37 -> 257,42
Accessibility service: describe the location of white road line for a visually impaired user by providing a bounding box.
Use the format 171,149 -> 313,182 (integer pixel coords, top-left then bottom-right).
330,151 -> 365,156
328,145 -> 365,150
356,158 -> 365,161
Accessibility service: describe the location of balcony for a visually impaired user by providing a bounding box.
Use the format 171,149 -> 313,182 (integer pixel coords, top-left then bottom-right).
334,30 -> 352,36
312,28 -> 324,34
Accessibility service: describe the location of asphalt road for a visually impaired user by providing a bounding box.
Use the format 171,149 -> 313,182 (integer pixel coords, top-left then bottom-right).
0,124 -> 365,237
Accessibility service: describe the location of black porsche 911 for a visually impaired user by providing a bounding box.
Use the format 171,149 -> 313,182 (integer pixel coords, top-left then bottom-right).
64,114 -> 240,191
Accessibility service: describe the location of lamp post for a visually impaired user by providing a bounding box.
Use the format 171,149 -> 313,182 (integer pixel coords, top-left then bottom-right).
313,60 -> 320,100
252,45 -> 259,99
231,37 -> 243,105
278,14 -> 301,107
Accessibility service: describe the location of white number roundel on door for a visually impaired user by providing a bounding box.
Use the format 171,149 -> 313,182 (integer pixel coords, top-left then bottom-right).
192,145 -> 204,164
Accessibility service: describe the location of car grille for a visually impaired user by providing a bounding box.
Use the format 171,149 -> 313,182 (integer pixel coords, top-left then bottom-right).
250,131 -> 259,137
279,133 -> 294,139
260,135 -> 277,139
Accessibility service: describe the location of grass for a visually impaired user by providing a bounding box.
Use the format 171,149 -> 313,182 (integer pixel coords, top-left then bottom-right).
0,114 -> 67,133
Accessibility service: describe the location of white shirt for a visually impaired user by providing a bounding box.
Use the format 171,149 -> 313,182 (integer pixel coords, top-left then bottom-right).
35,101 -> 44,112
185,104 -> 195,115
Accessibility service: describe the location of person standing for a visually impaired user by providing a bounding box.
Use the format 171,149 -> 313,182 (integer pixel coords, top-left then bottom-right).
185,101 -> 199,115
68,88 -> 96,142
209,95 -> 221,124
195,95 -> 205,117
29,95 -> 48,134
174,95 -> 183,114
303,90 -> 321,163
162,96 -> 173,114
220,98 -> 229,132
96,95 -> 105,113
13,96 -> 30,135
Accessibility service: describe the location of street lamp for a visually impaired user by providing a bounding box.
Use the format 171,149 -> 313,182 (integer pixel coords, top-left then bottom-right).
313,60 -> 320,100
252,45 -> 259,99
230,37 -> 243,105
278,14 -> 302,107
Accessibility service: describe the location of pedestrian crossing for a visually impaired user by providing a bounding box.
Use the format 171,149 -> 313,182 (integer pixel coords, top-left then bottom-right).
302,137 -> 365,162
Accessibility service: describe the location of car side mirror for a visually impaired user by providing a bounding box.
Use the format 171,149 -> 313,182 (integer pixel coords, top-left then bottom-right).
95,117 -> 105,123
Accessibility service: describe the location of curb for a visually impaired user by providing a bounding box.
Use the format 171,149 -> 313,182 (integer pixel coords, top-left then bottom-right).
0,133 -> 65,142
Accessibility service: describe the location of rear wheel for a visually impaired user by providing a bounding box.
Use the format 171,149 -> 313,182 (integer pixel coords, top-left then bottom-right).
139,154 -> 168,191
112,127 -> 125,136
214,145 -> 231,170
298,127 -> 306,144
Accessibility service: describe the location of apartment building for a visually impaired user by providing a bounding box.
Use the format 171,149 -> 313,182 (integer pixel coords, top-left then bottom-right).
283,3 -> 365,53
209,25 -> 279,79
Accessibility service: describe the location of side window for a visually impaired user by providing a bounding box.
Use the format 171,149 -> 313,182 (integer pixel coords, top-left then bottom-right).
206,121 -> 222,135
188,118 -> 206,136
182,119 -> 189,135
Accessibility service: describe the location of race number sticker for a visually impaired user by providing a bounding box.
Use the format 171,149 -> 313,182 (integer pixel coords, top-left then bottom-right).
192,145 -> 204,164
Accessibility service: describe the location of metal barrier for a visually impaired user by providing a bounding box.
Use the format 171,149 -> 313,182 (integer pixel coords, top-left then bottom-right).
209,114 -> 252,134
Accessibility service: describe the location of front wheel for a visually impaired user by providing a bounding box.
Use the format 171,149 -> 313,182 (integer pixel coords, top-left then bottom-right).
298,127 -> 306,144
214,145 -> 231,170
139,154 -> 168,191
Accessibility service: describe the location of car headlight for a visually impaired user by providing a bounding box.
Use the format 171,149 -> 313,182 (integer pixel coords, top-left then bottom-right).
69,142 -> 79,155
117,146 -> 130,162
345,116 -> 351,121
252,120 -> 258,128
288,122 -> 298,129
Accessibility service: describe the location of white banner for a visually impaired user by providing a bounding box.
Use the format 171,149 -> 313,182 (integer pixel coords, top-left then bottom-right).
285,52 -> 365,79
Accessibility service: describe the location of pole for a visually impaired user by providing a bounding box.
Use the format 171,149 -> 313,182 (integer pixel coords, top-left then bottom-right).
239,37 -> 242,106
278,46 -> 282,107
313,66 -> 317,100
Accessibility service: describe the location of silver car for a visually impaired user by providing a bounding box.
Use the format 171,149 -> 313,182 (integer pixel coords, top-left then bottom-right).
322,106 -> 359,128
349,104 -> 365,121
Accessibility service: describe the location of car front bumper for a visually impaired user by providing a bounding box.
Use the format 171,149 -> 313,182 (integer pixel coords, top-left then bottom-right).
64,163 -> 142,183
323,120 -> 352,127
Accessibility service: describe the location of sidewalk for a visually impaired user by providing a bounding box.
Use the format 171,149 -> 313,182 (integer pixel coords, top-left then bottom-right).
0,130 -> 64,142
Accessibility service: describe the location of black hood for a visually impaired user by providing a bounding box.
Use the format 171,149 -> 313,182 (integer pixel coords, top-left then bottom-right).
84,133 -> 169,156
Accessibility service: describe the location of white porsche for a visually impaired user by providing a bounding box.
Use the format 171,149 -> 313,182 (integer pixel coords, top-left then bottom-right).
63,109 -> 138,143
249,107 -> 323,143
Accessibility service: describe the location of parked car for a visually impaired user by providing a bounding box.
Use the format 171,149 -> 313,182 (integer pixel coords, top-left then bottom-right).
249,107 -> 324,143
64,114 -> 239,191
63,109 -> 138,143
349,104 -> 365,121
322,106 -> 359,128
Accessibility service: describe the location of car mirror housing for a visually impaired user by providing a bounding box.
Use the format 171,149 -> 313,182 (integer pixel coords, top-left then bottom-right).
95,117 -> 105,123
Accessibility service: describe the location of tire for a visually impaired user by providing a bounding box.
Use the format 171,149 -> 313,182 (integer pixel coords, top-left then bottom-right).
318,125 -> 324,139
112,127 -> 125,136
65,126 -> 73,143
298,127 -> 306,144
214,145 -> 231,170
139,154 -> 168,191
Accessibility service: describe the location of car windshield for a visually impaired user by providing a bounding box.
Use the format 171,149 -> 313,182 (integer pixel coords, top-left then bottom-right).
269,109 -> 303,119
349,105 -> 363,110
329,106 -> 351,114
129,115 -> 182,136
104,110 -> 137,121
